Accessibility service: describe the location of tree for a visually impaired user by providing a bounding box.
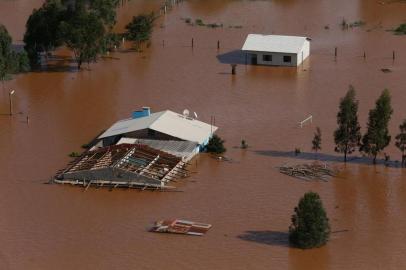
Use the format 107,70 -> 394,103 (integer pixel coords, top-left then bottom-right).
334,86 -> 362,162
395,120 -> 406,167
0,24 -> 30,89
361,89 -> 393,164
125,13 -> 156,45
312,127 -> 322,154
289,192 -> 330,249
206,134 -> 226,154
60,7 -> 105,69
24,0 -> 65,65
0,24 -> 13,88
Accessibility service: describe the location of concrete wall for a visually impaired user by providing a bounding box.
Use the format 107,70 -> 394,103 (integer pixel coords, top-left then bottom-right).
251,51 -> 297,66
297,40 -> 310,66
247,41 -> 310,67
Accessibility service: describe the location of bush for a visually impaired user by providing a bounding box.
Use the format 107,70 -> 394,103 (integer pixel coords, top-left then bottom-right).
289,192 -> 330,249
206,135 -> 226,154
394,23 -> 406,35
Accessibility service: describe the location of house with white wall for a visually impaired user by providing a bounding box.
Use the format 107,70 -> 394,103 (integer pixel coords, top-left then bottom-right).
242,34 -> 311,67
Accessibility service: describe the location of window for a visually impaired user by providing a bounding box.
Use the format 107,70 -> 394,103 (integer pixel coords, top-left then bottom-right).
283,55 -> 292,63
263,55 -> 272,62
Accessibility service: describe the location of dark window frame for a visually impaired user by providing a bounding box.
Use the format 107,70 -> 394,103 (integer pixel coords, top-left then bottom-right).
283,55 -> 292,63
263,54 -> 272,62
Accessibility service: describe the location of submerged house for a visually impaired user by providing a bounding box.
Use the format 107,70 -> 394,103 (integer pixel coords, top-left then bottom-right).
55,143 -> 188,189
97,107 -> 218,161
54,107 -> 218,189
242,34 -> 310,67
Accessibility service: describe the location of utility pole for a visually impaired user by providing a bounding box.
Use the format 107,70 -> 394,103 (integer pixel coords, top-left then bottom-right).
9,90 -> 15,116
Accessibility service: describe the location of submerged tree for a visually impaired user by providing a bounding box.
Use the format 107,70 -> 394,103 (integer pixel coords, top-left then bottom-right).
24,0 -> 65,65
289,192 -> 330,249
395,120 -> 406,167
206,134 -> 226,154
0,24 -> 30,88
125,12 -> 156,45
60,6 -> 105,69
312,127 -> 322,154
361,89 -> 393,164
334,86 -> 362,162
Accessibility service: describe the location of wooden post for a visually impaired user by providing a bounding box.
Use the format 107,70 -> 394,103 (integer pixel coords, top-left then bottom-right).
9,91 -> 13,116
26,116 -> 29,124
162,40 -> 165,47
363,51 -> 366,59
191,38 -> 194,48
334,47 -> 337,59
393,51 -> 395,61
231,64 -> 236,75
217,40 -> 220,50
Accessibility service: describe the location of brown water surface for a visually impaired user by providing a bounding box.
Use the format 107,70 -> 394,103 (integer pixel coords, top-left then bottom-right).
1,0 -> 406,269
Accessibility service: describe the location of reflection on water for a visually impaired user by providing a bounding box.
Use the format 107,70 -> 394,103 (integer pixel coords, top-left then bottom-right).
1,0 -> 406,269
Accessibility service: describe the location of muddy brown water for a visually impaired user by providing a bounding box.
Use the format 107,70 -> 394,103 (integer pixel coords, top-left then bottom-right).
1,0 -> 406,269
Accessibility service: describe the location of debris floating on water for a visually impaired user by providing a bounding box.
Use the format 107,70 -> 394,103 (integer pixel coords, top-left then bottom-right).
278,163 -> 338,181
150,219 -> 212,236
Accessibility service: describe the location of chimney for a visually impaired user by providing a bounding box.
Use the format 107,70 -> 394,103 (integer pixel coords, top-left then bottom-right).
142,107 -> 151,116
132,107 -> 152,119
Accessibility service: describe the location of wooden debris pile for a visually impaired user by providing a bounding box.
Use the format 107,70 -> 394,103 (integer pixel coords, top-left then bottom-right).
278,163 -> 338,181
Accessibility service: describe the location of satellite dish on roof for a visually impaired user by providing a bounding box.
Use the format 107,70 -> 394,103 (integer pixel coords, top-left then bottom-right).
183,109 -> 190,117
194,112 -> 198,119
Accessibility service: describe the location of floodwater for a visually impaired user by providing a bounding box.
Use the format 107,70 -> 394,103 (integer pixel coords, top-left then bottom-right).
1,0 -> 406,269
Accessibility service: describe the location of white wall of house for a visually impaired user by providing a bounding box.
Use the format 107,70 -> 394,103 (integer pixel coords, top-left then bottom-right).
251,51 -> 298,66
247,39 -> 310,67
297,40 -> 310,66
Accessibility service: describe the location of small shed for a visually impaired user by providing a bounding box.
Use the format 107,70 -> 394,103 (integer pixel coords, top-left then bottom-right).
242,34 -> 310,67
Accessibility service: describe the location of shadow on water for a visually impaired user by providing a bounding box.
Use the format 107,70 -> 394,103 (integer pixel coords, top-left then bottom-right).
217,50 -> 249,65
238,230 -> 290,247
254,150 -> 402,168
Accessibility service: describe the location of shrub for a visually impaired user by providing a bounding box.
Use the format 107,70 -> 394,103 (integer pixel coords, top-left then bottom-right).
289,192 -> 330,249
206,135 -> 226,154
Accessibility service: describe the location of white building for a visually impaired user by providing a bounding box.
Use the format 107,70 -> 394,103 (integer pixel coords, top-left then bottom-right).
242,34 -> 310,67
97,108 -> 218,161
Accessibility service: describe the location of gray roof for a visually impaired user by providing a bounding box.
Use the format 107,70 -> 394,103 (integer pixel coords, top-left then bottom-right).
98,110 -> 218,144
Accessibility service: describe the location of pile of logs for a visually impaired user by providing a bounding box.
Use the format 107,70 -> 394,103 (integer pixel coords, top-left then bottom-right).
278,163 -> 338,181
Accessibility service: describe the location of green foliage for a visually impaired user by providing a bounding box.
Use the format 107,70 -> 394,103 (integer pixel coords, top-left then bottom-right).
24,0 -> 65,65
24,0 -> 120,68
88,0 -> 120,28
206,134 -> 226,154
0,24 -> 30,84
361,89 -> 393,163
394,23 -> 406,35
312,127 -> 322,153
395,120 -> 406,167
125,13 -> 156,43
334,86 -> 362,162
195,19 -> 205,26
60,8 -> 105,69
69,151 -> 81,157
289,192 -> 330,249
0,24 -> 13,82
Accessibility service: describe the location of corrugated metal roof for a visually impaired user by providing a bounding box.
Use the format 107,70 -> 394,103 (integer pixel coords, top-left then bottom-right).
117,138 -> 198,159
98,111 -> 165,139
242,34 -> 308,54
99,110 -> 218,144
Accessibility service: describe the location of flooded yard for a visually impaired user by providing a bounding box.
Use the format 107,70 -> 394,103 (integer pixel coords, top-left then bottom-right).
1,0 -> 406,269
